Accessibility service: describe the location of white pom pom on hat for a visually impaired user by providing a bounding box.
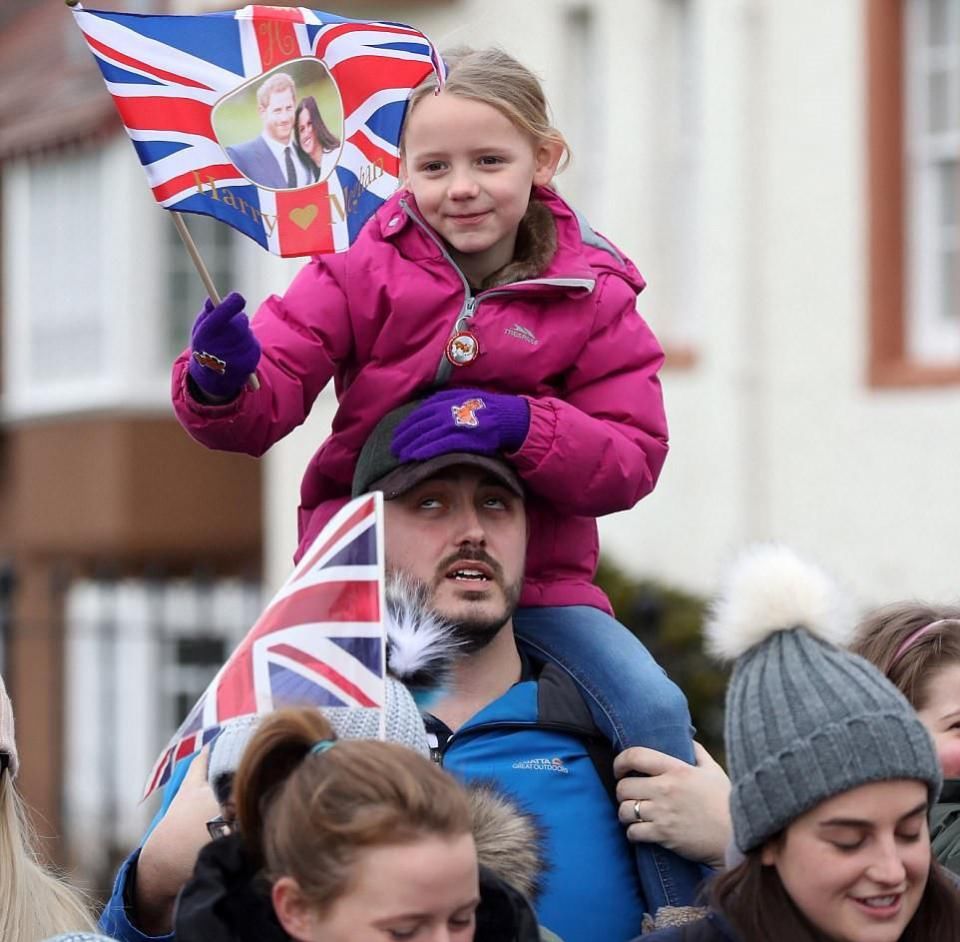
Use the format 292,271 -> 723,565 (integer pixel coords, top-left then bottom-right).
704,542 -> 856,661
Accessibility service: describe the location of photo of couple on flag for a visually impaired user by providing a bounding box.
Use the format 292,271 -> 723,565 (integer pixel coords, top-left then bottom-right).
216,61 -> 342,190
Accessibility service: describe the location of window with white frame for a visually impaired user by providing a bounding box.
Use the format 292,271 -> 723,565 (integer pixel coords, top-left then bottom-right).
24,150 -> 107,388
906,0 -> 959,362
561,5 -> 606,220
559,1 -> 700,352
654,0 -> 700,350
3,142 -> 241,418
63,577 -> 262,887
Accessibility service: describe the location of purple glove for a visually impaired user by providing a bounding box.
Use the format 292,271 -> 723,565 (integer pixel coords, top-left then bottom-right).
392,389 -> 530,461
187,292 -> 261,400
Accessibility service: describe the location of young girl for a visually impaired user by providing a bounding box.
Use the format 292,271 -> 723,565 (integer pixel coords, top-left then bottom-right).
851,603 -> 960,877
173,706 -> 542,942
644,546 -> 960,941
174,46 -> 699,905
0,673 -> 99,941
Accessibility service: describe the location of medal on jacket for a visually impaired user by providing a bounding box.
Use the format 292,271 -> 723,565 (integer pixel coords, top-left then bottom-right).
445,330 -> 480,366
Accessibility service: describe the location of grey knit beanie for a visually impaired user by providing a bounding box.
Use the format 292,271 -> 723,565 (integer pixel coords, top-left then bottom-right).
209,575 -> 460,793
208,674 -> 429,791
706,545 -> 942,854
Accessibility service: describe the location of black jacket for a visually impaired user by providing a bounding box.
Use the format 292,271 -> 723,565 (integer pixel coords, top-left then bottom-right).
931,779 -> 960,877
639,911 -> 739,941
174,833 -> 543,942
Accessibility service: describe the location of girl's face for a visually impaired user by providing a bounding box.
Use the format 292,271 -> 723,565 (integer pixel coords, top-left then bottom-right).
916,662 -> 960,778
761,779 -> 930,942
273,833 -> 480,942
401,92 -> 561,286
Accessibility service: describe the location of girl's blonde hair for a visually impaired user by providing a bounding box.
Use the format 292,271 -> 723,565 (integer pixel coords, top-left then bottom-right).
405,46 -> 570,172
850,602 -> 960,710
234,707 -> 473,915
0,770 -> 97,941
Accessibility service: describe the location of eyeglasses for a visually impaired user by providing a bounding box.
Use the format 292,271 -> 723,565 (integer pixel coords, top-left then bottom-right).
206,815 -> 233,840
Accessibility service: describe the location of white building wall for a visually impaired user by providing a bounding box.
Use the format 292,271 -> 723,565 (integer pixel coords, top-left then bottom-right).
264,0 -> 960,608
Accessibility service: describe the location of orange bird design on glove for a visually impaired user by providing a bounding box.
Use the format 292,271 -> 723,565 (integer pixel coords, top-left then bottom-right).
450,397 -> 486,427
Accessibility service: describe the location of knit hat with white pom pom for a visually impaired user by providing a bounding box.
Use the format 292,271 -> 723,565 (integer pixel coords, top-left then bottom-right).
706,544 -> 941,854
208,573 -> 461,796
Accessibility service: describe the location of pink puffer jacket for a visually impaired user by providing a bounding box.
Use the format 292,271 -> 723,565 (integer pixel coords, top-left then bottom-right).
172,186 -> 668,612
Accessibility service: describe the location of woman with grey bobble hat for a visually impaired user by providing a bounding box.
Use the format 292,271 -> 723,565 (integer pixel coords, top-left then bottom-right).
642,545 -> 960,942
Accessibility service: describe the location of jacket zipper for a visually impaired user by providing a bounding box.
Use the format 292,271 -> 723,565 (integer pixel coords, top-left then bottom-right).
398,199 -> 595,386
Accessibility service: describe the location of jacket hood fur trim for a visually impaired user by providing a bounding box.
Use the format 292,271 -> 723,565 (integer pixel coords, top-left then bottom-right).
467,780 -> 547,902
480,197 -> 557,290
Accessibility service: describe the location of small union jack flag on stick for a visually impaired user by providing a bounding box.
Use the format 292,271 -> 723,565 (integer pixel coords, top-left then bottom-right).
143,493 -> 386,800
70,3 -> 445,257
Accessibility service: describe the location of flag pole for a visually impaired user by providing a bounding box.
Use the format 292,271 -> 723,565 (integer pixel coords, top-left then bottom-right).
171,212 -> 260,391
65,0 -> 260,385
172,212 -> 222,305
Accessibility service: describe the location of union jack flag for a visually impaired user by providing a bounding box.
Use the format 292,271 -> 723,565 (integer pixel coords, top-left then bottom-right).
72,4 -> 445,257
143,493 -> 385,799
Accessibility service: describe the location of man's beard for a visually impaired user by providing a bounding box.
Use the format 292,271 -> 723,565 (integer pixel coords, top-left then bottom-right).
448,579 -> 523,654
387,550 -> 523,655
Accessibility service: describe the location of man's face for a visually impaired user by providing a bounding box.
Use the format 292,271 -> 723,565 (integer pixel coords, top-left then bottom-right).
260,87 -> 296,144
383,467 -> 526,651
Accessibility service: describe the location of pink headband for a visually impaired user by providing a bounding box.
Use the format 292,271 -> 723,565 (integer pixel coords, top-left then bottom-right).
890,619 -> 954,669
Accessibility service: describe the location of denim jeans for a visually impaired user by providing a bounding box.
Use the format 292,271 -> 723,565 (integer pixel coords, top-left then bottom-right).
513,605 -> 708,912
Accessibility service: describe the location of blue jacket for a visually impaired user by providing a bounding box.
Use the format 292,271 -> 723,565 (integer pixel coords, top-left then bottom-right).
100,654 -> 682,942
99,757 -> 193,941
429,656 -> 646,942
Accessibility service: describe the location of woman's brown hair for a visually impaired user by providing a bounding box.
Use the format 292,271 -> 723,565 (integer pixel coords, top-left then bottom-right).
294,95 -> 340,155
233,707 -> 473,914
710,848 -> 960,940
850,603 -> 960,710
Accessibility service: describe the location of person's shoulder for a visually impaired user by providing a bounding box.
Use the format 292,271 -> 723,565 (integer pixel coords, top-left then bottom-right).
366,189 -> 414,240
936,779 -> 960,806
932,785 -> 960,832
641,911 -> 736,941
931,786 -> 960,871
338,190 -> 419,268
529,656 -> 601,739
535,186 -> 645,292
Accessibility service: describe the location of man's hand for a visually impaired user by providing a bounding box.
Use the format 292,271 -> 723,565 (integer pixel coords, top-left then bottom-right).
187,292 -> 260,401
134,748 -> 217,936
614,741 -> 732,869
391,388 -> 530,461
